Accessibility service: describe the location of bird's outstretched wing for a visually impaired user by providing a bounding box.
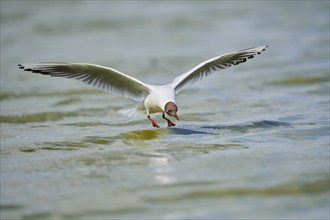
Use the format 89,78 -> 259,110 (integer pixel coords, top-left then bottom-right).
18,62 -> 151,102
170,46 -> 268,94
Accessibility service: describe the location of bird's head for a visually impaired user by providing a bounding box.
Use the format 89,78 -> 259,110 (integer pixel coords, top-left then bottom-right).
164,102 -> 179,121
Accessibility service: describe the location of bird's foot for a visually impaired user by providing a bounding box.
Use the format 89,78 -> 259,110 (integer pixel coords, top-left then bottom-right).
162,113 -> 176,127
152,121 -> 160,128
147,115 -> 160,128
166,120 -> 176,127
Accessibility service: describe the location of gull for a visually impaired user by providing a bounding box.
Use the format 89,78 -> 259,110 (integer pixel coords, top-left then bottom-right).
18,46 -> 268,128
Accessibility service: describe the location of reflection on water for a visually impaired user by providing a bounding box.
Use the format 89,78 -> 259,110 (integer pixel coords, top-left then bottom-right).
120,129 -> 168,145
120,127 -> 212,145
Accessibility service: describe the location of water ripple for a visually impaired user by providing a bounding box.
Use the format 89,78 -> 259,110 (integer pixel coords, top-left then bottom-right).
201,120 -> 291,133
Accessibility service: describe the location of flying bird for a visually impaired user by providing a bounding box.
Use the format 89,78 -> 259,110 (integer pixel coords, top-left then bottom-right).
18,46 -> 268,128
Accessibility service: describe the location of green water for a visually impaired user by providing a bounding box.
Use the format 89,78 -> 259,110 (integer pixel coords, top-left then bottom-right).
1,1 -> 329,219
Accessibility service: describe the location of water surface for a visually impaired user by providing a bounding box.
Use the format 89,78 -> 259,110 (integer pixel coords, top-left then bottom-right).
1,1 -> 329,219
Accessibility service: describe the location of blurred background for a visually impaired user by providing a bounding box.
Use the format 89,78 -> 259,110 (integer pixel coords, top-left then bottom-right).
1,1 -> 329,219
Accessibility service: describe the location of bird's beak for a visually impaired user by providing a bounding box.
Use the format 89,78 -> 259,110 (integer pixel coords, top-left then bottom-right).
173,114 -> 180,121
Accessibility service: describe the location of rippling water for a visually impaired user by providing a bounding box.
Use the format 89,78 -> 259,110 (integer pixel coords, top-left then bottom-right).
1,1 -> 329,219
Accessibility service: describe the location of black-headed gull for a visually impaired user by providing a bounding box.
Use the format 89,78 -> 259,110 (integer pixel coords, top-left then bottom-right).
18,46 -> 267,128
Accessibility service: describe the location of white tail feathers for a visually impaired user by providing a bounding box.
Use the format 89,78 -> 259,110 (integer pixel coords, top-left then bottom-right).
118,104 -> 146,119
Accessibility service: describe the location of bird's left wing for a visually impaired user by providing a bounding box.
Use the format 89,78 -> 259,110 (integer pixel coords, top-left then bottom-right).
170,46 -> 268,94
18,62 -> 151,102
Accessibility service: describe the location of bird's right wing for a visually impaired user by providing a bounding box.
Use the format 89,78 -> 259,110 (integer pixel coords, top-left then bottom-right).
170,46 -> 268,94
18,62 -> 151,102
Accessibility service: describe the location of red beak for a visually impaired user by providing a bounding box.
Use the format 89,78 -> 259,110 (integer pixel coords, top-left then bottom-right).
174,114 -> 180,121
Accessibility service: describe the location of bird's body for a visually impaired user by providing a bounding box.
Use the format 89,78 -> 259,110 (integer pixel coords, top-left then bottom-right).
145,85 -> 175,114
19,46 -> 268,128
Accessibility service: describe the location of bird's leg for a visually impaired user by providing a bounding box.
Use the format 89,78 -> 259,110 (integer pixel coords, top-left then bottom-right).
147,115 -> 160,128
162,113 -> 176,127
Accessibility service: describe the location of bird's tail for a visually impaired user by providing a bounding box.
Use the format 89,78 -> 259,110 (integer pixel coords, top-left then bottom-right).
118,103 -> 146,119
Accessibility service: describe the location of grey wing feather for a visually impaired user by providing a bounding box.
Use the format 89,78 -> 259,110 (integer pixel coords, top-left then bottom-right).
171,46 -> 268,94
18,62 -> 151,102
